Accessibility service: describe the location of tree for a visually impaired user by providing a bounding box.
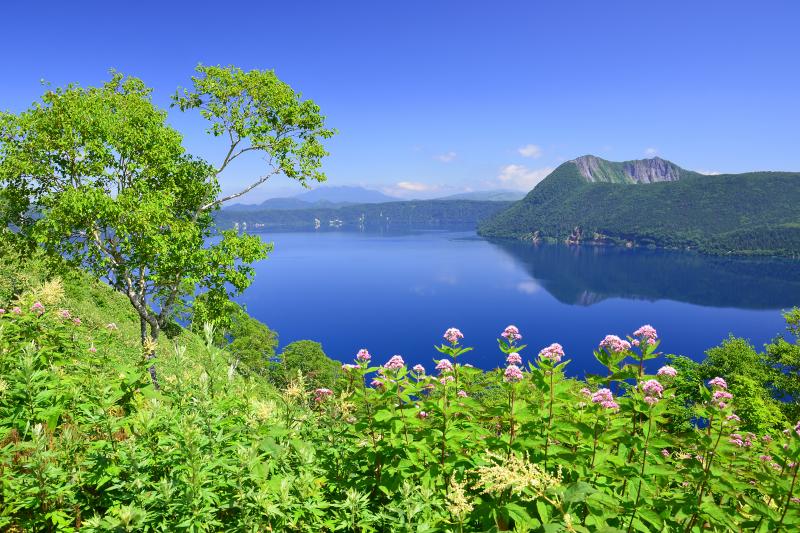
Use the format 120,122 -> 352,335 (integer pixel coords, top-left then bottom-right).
764,308 -> 800,421
0,66 -> 334,387
270,340 -> 339,391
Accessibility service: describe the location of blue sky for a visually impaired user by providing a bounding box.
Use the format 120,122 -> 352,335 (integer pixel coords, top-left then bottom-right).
2,1 -> 799,201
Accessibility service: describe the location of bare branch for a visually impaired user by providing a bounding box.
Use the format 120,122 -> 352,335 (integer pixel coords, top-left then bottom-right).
199,168 -> 280,212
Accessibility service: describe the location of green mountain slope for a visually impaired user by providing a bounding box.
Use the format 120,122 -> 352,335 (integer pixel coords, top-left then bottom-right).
478,156 -> 800,256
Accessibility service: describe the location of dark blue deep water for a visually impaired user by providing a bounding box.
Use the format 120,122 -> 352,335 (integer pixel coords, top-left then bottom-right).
236,230 -> 800,376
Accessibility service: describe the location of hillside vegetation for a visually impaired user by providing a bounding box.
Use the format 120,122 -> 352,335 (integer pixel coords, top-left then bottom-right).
479,158 -> 800,256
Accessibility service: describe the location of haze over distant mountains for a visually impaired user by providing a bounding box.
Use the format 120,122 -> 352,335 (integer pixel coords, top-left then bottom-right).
226,186 -> 523,211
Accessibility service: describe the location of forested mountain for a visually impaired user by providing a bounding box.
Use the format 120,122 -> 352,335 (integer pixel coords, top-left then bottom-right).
479,156 -> 800,256
216,199 -> 512,231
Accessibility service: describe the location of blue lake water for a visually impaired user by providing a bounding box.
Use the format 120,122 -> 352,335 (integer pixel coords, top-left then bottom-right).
236,230 -> 800,376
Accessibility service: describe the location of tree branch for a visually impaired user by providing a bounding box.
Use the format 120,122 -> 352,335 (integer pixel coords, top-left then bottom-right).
199,168 -> 280,212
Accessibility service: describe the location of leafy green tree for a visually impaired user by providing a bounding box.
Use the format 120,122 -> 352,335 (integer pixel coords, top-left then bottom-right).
0,66 -> 334,386
764,308 -> 800,421
270,340 -> 339,390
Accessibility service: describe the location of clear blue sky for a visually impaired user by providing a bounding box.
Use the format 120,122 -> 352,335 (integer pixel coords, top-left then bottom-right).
2,1 -> 798,201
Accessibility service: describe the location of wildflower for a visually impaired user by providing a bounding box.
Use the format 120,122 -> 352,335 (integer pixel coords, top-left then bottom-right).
30,301 -> 45,315
417,410 -> 429,420
538,343 -> 564,363
314,388 -> 333,402
504,364 -> 523,383
444,327 -> 464,344
657,365 -> 677,377
641,379 -> 664,398
506,352 -> 522,366
725,413 -> 741,423
457,390 -> 468,398
644,396 -> 659,406
729,433 -> 744,447
58,309 -> 71,319
791,497 -> 800,505
88,344 -> 97,354
12,306 -> 22,315
370,379 -> 384,389
412,364 -> 425,375
106,322 -> 118,330
72,317 -> 81,325
708,377 -> 728,390
759,455 -> 772,462
591,388 -> 614,404
341,363 -> 359,372
383,355 -> 405,370
601,400 -> 620,410
633,324 -> 658,341
0,308 -> 5,315
439,375 -> 455,385
471,450 -> 562,500
501,325 -> 522,342
661,449 -> 670,458
436,359 -> 454,373
447,477 -> 474,518
579,387 -> 592,397
599,335 -> 631,353
356,348 -> 371,363
762,434 -> 772,442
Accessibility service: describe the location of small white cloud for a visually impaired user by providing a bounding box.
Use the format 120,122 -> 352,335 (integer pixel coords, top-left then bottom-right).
516,280 -> 540,294
496,164 -> 554,190
395,181 -> 435,192
697,169 -> 721,175
644,147 -> 658,157
518,144 -> 543,158
434,151 -> 457,163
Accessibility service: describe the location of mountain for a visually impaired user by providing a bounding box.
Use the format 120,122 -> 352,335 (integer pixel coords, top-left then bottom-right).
216,200 -> 512,231
437,189 -> 526,201
478,155 -> 800,257
226,186 -> 397,211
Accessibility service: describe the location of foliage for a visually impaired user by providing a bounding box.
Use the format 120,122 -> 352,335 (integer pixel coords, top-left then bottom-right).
479,160 -> 800,257
0,66 -> 333,385
2,282 -> 799,531
270,340 -> 340,391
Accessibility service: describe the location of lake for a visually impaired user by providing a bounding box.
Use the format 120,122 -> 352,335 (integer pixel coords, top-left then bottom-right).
235,230 -> 800,376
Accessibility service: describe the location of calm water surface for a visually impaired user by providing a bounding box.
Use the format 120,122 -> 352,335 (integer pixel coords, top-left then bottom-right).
236,230 -> 800,376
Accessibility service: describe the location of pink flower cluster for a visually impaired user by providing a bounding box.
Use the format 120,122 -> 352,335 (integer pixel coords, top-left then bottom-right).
501,325 -> 522,342
599,335 -> 631,353
504,364 -> 523,383
633,324 -> 658,342
591,388 -> 620,410
342,363 -> 359,372
314,388 -> 333,402
0,308 -> 5,315
12,307 -> 22,315
436,359 -> 453,373
384,355 -> 405,370
356,349 -> 371,363
657,365 -> 677,378
538,343 -> 564,363
31,301 -> 45,316
417,410 -> 429,420
439,375 -> 455,385
708,377 -> 727,389
506,352 -> 522,366
443,327 -> 464,344
412,364 -> 425,375
58,309 -> 71,319
457,390 -> 468,398
729,432 -> 754,447
641,379 -> 663,405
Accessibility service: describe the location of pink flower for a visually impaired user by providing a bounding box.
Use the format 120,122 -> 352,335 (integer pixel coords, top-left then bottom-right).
439,375 -> 455,385
762,434 -> 772,442
457,390 -> 468,398
412,364 -> 426,375
11,306 -> 22,315
504,364 -> 523,383
729,433 -> 744,446
72,317 -> 81,326
342,363 -> 359,372
88,345 -> 97,354
436,359 -> 454,373
106,322 -> 118,330
579,387 -> 592,397
58,309 -> 71,319
370,378 -> 384,389
591,388 -> 614,404
708,377 -> 727,390
417,411 -> 429,420
601,400 -> 620,410
501,325 -> 522,342
791,497 -> 800,505
641,379 -> 664,398
506,352 -> 522,366
538,343 -> 564,363
633,324 -> 658,341
599,335 -> 631,353
759,455 -> 772,462
443,327 -> 464,344
314,388 -> 333,402
383,355 -> 405,370
726,414 -> 741,423
30,301 -> 45,315
713,390 -> 733,402
657,365 -> 677,377
661,449 -> 670,458
0,308 -> 6,315
644,396 -> 659,406
356,349 -> 371,363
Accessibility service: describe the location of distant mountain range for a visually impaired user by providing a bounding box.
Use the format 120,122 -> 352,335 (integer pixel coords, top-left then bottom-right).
479,155 -> 800,257
226,186 -> 522,211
